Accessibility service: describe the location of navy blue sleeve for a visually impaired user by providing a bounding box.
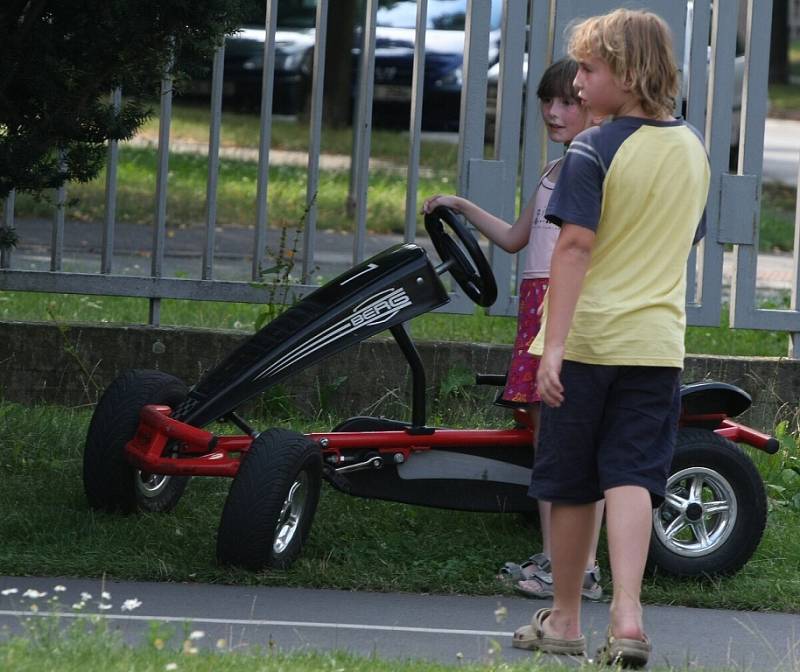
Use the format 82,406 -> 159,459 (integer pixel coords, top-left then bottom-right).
685,121 -> 708,245
545,128 -> 606,232
693,208 -> 707,245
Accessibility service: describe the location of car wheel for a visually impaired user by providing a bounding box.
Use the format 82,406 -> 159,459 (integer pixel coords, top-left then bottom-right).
217,428 -> 322,570
83,369 -> 190,513
648,428 -> 767,577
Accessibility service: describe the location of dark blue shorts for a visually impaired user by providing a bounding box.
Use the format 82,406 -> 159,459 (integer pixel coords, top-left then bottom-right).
529,361 -> 681,508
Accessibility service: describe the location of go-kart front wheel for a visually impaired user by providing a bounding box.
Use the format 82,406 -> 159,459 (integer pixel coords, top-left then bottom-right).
648,428 -> 767,577
217,428 -> 322,570
83,369 -> 190,514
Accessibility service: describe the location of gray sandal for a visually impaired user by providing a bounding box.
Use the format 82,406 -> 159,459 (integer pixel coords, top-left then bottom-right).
595,628 -> 651,667
515,564 -> 604,601
497,552 -> 551,583
512,607 -> 586,655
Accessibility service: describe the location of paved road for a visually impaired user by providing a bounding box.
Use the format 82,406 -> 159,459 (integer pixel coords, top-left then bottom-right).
6,216 -> 795,296
1,576 -> 798,669
764,118 -> 800,187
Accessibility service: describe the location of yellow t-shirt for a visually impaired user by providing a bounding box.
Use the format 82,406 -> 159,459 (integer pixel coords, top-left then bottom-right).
529,117 -> 710,368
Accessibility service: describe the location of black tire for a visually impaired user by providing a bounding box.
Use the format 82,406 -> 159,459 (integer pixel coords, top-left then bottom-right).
217,428 -> 322,570
648,428 -> 767,577
83,369 -> 190,514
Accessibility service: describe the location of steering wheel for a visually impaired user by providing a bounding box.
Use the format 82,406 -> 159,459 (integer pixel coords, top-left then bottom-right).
424,206 -> 497,307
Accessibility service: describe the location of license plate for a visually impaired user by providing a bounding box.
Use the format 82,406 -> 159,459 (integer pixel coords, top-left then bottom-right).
374,84 -> 411,102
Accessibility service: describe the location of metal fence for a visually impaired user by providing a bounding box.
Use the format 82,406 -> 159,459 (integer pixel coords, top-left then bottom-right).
1,0 -> 799,355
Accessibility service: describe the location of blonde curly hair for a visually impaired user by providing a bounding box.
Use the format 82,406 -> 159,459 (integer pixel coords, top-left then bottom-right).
568,9 -> 678,119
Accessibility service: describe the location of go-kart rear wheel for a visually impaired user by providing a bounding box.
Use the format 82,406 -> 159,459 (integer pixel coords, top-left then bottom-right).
217,428 -> 322,570
83,369 -> 190,514
648,428 -> 767,577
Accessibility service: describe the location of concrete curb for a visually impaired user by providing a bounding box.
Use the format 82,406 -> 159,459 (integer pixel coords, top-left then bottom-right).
1,320 -> 798,432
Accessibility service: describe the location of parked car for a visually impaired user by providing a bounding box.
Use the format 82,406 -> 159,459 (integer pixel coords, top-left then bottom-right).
186,0 -> 317,114
196,0 -> 504,127
370,0 -> 503,130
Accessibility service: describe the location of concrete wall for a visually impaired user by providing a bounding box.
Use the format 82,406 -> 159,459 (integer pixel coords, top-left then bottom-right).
1,320 -> 798,432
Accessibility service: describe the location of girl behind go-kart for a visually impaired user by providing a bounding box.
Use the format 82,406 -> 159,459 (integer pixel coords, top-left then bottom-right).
421,58 -> 604,601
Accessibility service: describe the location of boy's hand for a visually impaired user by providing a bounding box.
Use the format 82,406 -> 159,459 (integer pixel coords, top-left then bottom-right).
421,194 -> 460,215
537,345 -> 565,407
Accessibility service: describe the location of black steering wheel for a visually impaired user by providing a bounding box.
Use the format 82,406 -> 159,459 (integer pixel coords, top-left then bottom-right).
424,206 -> 497,307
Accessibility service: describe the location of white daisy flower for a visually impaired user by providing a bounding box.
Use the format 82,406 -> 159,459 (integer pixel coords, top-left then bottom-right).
189,630 -> 205,640
121,598 -> 142,612
1,588 -> 18,596
22,589 -> 47,599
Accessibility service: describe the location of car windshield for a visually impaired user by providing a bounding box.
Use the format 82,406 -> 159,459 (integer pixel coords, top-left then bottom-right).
377,0 -> 502,31
242,0 -> 317,28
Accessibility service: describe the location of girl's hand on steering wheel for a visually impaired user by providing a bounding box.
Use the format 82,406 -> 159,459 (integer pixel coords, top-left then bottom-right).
421,194 -> 461,215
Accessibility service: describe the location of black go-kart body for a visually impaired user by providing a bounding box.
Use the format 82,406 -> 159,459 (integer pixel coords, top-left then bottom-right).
83,207 -> 778,577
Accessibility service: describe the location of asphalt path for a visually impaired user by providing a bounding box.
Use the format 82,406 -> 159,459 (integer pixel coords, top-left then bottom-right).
1,575 -> 798,669
763,118 -> 800,187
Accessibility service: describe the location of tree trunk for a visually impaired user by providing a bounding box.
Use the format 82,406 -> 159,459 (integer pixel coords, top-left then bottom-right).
769,0 -> 789,84
321,0 -> 358,128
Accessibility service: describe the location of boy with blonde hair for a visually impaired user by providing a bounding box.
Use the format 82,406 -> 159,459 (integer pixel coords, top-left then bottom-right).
510,9 -> 710,667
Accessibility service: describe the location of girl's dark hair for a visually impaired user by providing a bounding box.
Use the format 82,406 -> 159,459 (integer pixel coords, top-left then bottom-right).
536,58 -> 579,101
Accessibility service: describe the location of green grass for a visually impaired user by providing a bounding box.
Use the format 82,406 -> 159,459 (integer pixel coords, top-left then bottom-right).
11,146 -> 455,235
768,39 -> 800,117
142,99 -> 461,172
0,290 -> 793,357
7,100 -> 795,249
0,625 -> 760,672
769,82 -> 800,117
760,183 -> 797,253
0,400 -> 799,613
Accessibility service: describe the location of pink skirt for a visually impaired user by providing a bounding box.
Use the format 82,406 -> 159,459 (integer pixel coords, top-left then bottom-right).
501,278 -> 548,405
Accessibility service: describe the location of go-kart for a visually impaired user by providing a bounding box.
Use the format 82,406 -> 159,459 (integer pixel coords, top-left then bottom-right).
83,207 -> 778,578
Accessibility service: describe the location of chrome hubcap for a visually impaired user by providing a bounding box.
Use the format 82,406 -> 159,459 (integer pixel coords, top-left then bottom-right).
654,466 -> 737,558
273,471 -> 309,555
136,471 -> 171,498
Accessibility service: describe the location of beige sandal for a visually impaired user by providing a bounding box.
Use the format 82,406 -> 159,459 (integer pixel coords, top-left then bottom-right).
595,628 -> 651,668
512,607 -> 586,655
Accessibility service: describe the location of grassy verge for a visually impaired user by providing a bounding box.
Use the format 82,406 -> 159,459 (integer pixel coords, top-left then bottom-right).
769,83 -> 800,118
7,101 -> 796,250
11,146 -> 455,235
0,624 -> 756,672
1,400 -> 798,613
767,39 -> 800,118
142,99 -> 461,172
760,182 -> 797,253
0,290 -> 794,357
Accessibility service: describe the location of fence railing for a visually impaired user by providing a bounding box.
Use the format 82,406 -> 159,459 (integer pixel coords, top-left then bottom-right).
1,0 -> 799,356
